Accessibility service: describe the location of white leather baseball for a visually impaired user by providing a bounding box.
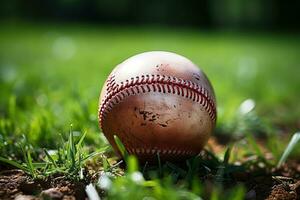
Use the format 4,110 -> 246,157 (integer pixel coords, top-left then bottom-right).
99,51 -> 216,161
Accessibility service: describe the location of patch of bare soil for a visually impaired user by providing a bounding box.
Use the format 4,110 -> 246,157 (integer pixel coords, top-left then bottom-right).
0,169 -> 86,200
242,175 -> 299,200
230,160 -> 300,200
207,136 -> 300,200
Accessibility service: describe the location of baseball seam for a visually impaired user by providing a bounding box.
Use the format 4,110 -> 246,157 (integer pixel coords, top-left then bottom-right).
127,147 -> 195,156
99,74 -> 216,129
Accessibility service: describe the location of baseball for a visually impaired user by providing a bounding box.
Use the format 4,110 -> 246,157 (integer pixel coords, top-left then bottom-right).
98,51 -> 216,161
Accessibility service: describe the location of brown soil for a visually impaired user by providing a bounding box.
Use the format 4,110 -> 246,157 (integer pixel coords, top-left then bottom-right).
0,170 -> 86,200
1,138 -> 299,200
242,173 -> 300,200
1,161 -> 299,200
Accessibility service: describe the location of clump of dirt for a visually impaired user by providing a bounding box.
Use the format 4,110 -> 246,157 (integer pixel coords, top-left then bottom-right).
227,159 -> 300,200
266,184 -> 297,200
0,170 -> 28,199
242,175 -> 299,200
0,169 -> 86,200
274,160 -> 300,179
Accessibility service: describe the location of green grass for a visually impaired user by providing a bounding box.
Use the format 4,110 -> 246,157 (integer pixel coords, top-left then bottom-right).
0,125 -> 108,179
0,21 -> 300,199
277,132 -> 300,167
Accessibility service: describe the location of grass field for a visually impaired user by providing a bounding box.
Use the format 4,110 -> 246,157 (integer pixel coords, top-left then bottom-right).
0,22 -> 300,199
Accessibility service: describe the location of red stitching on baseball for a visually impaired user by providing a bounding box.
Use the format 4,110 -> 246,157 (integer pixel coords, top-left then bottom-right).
127,147 -> 194,156
99,74 -> 216,129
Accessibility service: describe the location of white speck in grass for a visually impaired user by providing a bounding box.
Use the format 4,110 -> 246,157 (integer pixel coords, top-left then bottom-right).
85,183 -> 101,200
97,172 -> 112,190
239,99 -> 255,115
52,36 -> 76,60
46,150 -> 57,156
79,168 -> 84,179
130,171 -> 144,184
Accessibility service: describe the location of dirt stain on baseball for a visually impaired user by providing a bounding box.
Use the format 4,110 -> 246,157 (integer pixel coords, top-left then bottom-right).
158,123 -> 167,127
136,108 -> 160,122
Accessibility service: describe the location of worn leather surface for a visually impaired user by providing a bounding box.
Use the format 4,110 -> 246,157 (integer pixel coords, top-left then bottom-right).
99,51 -> 216,161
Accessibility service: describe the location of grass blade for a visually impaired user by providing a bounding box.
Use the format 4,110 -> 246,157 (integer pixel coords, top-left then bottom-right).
246,132 -> 264,158
113,135 -> 128,158
178,191 -> 203,200
82,146 -> 109,161
32,162 -> 47,168
44,149 -> 58,168
166,162 -> 187,177
157,152 -> 162,177
102,156 -> 109,171
223,146 -> 232,164
0,156 -> 27,172
68,125 -> 76,170
127,155 -> 139,173
26,151 -> 36,178
76,131 -> 87,148
277,132 -> 300,167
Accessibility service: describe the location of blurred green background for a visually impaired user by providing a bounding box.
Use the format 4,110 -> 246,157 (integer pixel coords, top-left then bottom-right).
0,0 -> 300,155
1,0 -> 300,30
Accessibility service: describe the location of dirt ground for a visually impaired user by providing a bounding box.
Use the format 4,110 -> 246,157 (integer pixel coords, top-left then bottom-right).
1,136 -> 300,200
0,169 -> 86,200
241,161 -> 300,200
1,160 -> 299,200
